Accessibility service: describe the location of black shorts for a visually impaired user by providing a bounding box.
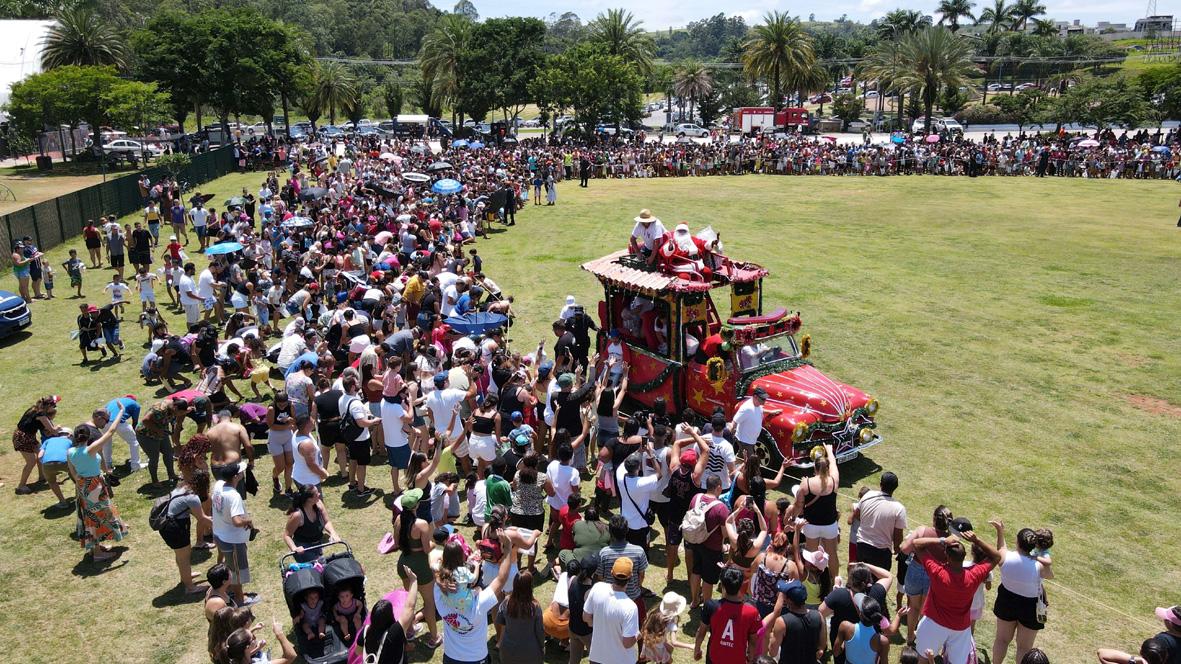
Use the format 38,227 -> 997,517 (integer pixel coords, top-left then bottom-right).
110,254 -> 125,268
160,516 -> 192,550
993,584 -> 1044,630
318,421 -> 342,447
346,438 -> 372,466
85,237 -> 101,249
653,501 -> 683,545
856,541 -> 893,570
512,512 -> 545,531
689,543 -> 724,584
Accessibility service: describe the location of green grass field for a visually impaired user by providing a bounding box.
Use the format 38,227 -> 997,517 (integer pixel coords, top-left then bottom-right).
0,172 -> 1179,663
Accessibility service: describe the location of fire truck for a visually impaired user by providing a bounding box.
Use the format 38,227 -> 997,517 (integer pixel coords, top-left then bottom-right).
729,107 -> 811,136
581,243 -> 882,469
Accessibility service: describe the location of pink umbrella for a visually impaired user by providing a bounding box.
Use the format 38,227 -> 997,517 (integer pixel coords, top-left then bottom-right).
925,134 -> 940,143
1077,139 -> 1100,147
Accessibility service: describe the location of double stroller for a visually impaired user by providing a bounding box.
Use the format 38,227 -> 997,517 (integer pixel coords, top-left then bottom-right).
280,541 -> 367,664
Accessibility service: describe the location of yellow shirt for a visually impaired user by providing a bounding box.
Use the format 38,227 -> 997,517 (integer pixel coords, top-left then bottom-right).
402,276 -> 426,304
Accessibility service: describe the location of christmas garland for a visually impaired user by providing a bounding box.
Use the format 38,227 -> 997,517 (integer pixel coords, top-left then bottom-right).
734,357 -> 814,396
630,362 -> 679,392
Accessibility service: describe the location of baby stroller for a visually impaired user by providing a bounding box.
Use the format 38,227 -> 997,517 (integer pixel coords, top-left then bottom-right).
280,541 -> 367,664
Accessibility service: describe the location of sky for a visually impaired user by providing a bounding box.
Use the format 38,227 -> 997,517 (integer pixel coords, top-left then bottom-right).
432,0 -> 1169,31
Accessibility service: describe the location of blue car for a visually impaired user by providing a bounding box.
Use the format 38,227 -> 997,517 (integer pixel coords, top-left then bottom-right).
0,290 -> 31,338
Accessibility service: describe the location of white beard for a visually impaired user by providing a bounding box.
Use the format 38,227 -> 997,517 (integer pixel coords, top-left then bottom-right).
674,232 -> 698,255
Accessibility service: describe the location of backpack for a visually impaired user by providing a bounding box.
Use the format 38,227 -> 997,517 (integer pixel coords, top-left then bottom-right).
681,494 -> 720,545
149,491 -> 184,531
339,397 -> 364,442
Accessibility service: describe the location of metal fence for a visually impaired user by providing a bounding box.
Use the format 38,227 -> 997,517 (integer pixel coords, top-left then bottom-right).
0,147 -> 235,266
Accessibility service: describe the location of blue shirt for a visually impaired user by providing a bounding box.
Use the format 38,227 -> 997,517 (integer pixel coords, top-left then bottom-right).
454,292 -> 473,315
68,446 -> 102,478
106,397 -> 140,427
40,436 -> 72,464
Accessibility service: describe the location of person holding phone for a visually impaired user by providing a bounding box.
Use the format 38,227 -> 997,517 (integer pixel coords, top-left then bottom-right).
615,441 -> 666,553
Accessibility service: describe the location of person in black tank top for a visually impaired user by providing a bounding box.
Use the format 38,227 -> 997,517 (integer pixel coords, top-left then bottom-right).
789,443 -> 841,579
769,584 -> 824,664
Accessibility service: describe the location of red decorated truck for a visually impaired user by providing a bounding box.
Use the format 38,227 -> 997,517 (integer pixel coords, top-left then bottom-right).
730,106 -> 811,136
581,246 -> 881,468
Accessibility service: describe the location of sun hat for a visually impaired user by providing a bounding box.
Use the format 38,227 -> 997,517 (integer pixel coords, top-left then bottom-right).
400,488 -> 424,510
659,592 -> 688,618
801,547 -> 829,570
1156,606 -> 1181,626
634,208 -> 659,224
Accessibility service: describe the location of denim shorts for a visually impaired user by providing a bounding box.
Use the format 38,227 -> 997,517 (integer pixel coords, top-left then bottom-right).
904,555 -> 931,595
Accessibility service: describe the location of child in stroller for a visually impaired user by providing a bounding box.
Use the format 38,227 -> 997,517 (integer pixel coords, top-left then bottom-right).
281,541 -> 367,664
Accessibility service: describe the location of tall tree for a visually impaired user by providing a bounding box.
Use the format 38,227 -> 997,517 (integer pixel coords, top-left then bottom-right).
976,0 -> 1016,33
1030,18 -> 1057,37
1011,0 -> 1046,30
103,80 -> 171,162
673,62 -> 713,122
420,14 -> 473,126
7,65 -> 121,158
41,6 -> 129,70
876,9 -> 932,39
383,81 -> 404,118
935,0 -> 976,33
743,12 -> 816,110
452,0 -> 478,21
310,61 -> 359,125
895,27 -> 975,132
530,42 -> 643,138
456,17 -> 546,125
588,9 -> 654,75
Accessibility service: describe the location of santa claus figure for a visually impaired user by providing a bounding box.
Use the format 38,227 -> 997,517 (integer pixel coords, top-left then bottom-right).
658,223 -> 714,280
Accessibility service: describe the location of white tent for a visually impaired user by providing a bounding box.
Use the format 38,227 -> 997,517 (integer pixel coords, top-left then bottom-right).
0,20 -> 55,106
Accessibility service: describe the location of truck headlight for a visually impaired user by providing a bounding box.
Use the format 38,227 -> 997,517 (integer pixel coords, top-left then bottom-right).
865,398 -> 879,416
859,427 -> 876,444
792,421 -> 809,443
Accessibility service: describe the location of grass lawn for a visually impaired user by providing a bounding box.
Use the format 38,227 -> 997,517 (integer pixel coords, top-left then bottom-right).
0,163 -> 140,216
0,172 -> 1179,663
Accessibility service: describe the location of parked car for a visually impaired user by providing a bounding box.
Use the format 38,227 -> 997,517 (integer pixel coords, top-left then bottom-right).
0,290 -> 31,338
319,125 -> 345,138
846,119 -> 870,132
672,122 -> 709,138
863,90 -> 880,99
1015,82 -> 1039,91
355,126 -> 381,137
808,93 -> 833,104
911,117 -> 964,135
105,139 -> 165,156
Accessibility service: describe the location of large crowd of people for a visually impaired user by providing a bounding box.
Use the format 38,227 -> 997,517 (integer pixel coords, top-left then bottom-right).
7,130 -> 1180,664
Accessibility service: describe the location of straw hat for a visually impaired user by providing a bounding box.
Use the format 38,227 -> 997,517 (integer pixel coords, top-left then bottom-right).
659,591 -> 688,618
634,209 -> 659,224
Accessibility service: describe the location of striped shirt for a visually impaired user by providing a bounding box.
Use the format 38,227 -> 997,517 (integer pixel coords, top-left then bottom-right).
596,542 -> 648,600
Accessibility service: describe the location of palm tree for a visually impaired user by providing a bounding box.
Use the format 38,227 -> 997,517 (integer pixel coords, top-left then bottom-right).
742,12 -> 816,110
860,38 -> 908,124
786,59 -> 829,111
588,9 -> 654,74
673,62 -> 713,121
1011,0 -> 1046,30
976,0 -> 1016,33
895,27 -> 975,132
41,6 -> 128,70
936,0 -> 976,32
1031,18 -> 1057,37
310,61 -> 359,125
877,9 -> 932,39
420,14 -> 472,125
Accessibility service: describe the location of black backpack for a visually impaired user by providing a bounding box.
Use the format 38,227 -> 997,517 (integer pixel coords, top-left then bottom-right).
338,397 -> 365,442
149,491 -> 185,531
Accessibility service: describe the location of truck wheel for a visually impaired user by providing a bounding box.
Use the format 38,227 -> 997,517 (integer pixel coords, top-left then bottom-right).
758,429 -> 787,479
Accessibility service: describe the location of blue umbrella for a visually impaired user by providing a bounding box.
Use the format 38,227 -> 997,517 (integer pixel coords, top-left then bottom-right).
443,312 -> 509,335
283,351 -> 319,378
890,134 -> 905,144
431,178 -> 463,195
451,139 -> 469,148
204,241 -> 243,255
1152,145 -> 1171,153
282,216 -> 315,228
469,141 -> 485,149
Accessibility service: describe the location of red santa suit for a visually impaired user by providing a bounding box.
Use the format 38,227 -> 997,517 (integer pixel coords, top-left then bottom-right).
658,223 -> 713,280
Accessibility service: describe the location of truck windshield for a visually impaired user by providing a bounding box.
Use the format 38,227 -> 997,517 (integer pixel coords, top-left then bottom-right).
737,335 -> 800,372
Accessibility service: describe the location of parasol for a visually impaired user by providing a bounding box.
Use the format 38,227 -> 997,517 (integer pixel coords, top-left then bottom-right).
443,312 -> 509,335
224,196 -> 246,208
402,172 -> 430,183
469,141 -> 485,149
925,134 -> 940,143
378,152 -> 397,161
300,187 -> 328,201
431,178 -> 462,195
428,161 -> 453,172
203,241 -> 243,256
282,216 -> 315,228
451,139 -> 469,148
1077,139 -> 1100,148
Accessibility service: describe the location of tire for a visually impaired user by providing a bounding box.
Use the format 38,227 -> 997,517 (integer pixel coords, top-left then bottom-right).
758,428 -> 787,479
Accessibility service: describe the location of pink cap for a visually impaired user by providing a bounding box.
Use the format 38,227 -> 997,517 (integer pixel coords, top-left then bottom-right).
1157,606 -> 1181,626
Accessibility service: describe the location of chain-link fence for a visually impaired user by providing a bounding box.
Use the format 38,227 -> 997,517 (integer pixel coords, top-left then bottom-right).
0,147 -> 235,266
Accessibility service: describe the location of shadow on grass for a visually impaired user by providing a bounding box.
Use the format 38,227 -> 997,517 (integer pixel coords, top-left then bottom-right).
136,482 -> 173,499
0,330 -> 33,349
71,546 -> 130,577
152,584 -> 209,608
340,488 -> 383,509
40,500 -> 75,520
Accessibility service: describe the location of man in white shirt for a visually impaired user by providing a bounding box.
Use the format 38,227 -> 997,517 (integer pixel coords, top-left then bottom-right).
276,330 -> 309,372
544,443 -> 581,547
854,471 -> 907,572
189,202 -> 210,251
730,387 -> 780,456
629,209 -> 667,263
196,263 -> 223,322
701,413 -> 737,491
211,462 -> 256,604
178,262 -> 202,326
424,370 -> 476,472
614,449 -> 665,551
584,558 -> 641,664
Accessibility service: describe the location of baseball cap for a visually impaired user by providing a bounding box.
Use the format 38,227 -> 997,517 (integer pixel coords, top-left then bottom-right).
1156,606 -> 1181,626
679,448 -> 698,466
950,517 -> 974,536
611,557 -> 633,580
510,411 -> 523,422
777,579 -> 808,604
433,371 -> 449,388
580,553 -> 600,574
752,387 -> 769,400
538,360 -> 554,377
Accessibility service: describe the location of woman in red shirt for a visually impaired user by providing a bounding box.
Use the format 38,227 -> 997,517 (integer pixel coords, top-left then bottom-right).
83,221 -> 103,268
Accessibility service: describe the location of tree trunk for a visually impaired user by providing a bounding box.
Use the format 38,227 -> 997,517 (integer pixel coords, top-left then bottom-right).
281,93 -> 292,139
195,100 -> 203,131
